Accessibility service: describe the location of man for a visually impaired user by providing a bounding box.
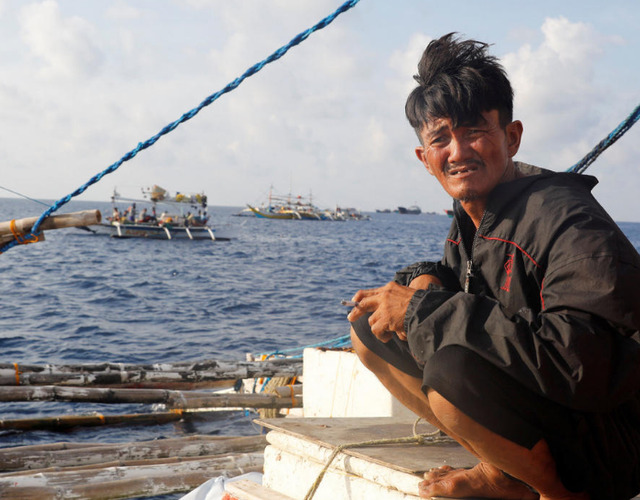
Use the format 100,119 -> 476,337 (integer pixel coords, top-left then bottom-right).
348,33 -> 640,499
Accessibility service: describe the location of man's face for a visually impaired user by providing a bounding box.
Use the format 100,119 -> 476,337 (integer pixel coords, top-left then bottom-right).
415,110 -> 522,204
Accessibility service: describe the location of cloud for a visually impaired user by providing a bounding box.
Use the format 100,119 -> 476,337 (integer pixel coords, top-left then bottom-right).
19,0 -> 104,79
502,17 -> 620,170
106,1 -> 143,21
389,33 -> 432,86
1,3 -> 637,221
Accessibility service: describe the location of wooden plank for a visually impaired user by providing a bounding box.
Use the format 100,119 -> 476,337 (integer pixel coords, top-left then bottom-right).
0,435 -> 267,472
255,417 -> 478,475
0,453 -> 264,499
225,479 -> 296,500
257,418 -> 640,500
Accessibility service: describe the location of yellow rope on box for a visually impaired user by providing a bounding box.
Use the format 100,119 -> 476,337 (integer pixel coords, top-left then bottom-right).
303,418 -> 454,500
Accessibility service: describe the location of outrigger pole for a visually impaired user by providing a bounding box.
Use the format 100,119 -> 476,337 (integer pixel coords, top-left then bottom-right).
0,209 -> 101,247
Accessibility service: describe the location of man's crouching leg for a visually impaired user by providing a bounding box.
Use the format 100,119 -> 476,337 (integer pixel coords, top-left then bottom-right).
350,327 -> 587,499
423,390 -> 588,500
350,326 -> 443,425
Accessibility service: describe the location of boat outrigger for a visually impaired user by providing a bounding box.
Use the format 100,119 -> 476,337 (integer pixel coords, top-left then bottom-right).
93,186 -> 225,240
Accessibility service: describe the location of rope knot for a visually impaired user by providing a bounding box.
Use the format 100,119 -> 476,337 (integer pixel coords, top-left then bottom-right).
9,220 -> 42,246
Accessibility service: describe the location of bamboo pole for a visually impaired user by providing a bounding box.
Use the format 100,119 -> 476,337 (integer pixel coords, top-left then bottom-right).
0,210 -> 101,245
181,392 -> 301,410
0,358 -> 302,373
0,358 -> 302,386
0,411 -> 184,431
0,358 -> 301,373
274,384 -> 303,397
0,385 -> 302,409
0,452 -> 264,499
0,434 -> 267,472
0,391 -> 302,430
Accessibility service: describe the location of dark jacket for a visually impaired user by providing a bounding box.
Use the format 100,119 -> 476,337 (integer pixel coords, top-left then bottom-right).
397,162 -> 640,412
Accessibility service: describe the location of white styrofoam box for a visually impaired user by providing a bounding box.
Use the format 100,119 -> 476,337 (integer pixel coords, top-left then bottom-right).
302,348 -> 416,418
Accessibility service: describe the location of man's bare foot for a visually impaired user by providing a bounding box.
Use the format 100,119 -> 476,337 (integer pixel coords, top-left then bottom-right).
419,462 -> 539,499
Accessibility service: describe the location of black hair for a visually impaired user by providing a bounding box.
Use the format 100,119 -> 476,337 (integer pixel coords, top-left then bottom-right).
405,33 -> 513,140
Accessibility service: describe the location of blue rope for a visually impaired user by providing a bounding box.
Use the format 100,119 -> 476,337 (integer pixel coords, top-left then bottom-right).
567,103 -> 640,174
257,334 -> 352,359
253,334 -> 352,392
0,0 -> 361,254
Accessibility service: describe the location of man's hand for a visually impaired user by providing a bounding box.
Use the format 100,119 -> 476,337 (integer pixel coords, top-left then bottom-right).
347,275 -> 442,343
347,282 -> 417,342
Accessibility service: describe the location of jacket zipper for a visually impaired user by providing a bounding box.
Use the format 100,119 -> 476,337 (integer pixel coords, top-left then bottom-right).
456,211 -> 486,293
464,260 -> 474,293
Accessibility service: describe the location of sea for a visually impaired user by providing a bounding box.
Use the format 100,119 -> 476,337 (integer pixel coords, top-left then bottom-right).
1,196 -> 639,498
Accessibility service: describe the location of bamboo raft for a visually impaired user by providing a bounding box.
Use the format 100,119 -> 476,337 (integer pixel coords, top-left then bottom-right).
0,357 -> 303,499
0,435 -> 266,499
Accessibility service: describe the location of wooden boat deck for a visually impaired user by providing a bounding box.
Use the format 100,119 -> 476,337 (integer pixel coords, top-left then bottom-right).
257,417 -> 477,477
238,417 -> 478,500
224,417 -> 640,500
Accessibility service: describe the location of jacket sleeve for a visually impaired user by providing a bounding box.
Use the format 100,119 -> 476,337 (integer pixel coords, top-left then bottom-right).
404,252 -> 640,412
394,261 -> 462,291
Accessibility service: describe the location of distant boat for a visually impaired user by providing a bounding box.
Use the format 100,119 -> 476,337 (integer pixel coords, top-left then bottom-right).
246,187 -> 325,220
91,185 -> 226,240
444,209 -> 454,218
397,205 -> 421,215
247,188 -> 368,221
232,206 -> 256,217
333,207 -> 371,221
247,204 -> 322,220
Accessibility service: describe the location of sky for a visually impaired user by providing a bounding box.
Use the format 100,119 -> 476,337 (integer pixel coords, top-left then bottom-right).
0,0 -> 638,221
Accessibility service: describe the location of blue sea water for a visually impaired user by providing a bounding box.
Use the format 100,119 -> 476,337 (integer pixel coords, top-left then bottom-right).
0,198 -> 451,449
1,197 -> 639,497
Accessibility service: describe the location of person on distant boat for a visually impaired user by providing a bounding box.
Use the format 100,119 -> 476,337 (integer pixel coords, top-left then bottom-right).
348,33 -> 640,500
137,207 -> 148,223
159,211 -> 174,226
110,206 -> 120,222
126,203 -> 136,222
185,211 -> 195,226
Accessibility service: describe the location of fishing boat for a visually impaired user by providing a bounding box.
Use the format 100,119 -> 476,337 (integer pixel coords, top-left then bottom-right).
397,205 -> 421,215
444,209 -> 454,218
247,203 -> 322,220
0,0 -> 636,498
247,187 -> 328,220
91,186 -> 226,240
247,189 -> 326,220
331,207 -> 371,221
247,188 -> 370,221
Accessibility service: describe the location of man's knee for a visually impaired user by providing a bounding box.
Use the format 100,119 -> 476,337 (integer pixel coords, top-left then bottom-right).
350,326 -> 380,371
427,389 -> 472,434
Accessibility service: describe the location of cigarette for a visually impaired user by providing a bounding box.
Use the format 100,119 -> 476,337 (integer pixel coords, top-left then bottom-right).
340,300 -> 359,307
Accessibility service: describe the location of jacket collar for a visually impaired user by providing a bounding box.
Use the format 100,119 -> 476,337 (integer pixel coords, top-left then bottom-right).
451,162 -> 599,228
